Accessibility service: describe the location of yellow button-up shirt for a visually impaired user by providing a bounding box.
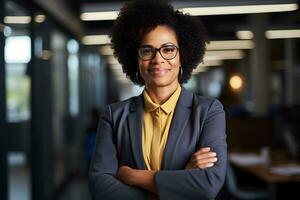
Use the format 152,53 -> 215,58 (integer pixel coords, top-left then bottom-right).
142,86 -> 181,170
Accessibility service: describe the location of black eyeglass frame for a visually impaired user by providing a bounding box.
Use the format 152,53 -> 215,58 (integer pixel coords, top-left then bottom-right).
137,44 -> 179,61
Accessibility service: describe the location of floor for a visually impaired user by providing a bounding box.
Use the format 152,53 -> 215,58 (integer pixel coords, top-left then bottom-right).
8,151 -> 91,200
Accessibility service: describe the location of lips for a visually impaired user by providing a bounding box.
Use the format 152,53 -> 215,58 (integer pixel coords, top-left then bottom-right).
148,68 -> 171,76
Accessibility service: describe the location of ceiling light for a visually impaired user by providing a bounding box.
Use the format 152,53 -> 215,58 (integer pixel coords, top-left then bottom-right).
81,11 -> 119,21
82,35 -> 111,45
192,60 -> 223,74
265,29 -> 300,39
99,45 -> 114,55
204,50 -> 244,60
109,64 -> 123,72
112,71 -> 125,77
4,16 -> 32,24
35,15 -> 46,23
236,29 -> 300,39
80,3 -> 298,21
116,76 -> 130,84
236,30 -> 254,40
192,67 -> 208,74
229,75 -> 243,90
180,3 -> 298,16
200,60 -> 223,67
207,40 -> 254,50
106,55 -> 120,65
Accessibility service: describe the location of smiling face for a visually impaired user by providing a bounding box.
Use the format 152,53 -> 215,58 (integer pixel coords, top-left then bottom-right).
138,25 -> 181,90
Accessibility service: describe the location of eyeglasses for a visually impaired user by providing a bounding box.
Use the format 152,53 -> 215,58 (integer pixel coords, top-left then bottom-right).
137,44 -> 179,61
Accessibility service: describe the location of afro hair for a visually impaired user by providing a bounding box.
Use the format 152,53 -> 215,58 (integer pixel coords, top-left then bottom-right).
110,0 -> 208,85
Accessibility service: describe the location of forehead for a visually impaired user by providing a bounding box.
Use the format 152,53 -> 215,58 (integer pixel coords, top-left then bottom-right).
140,25 -> 178,46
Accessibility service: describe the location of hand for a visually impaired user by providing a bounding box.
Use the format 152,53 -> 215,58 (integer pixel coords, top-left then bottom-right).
117,166 -> 134,185
185,147 -> 217,169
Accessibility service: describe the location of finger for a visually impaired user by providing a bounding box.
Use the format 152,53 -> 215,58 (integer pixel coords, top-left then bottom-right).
194,147 -> 211,155
189,157 -> 217,169
195,157 -> 218,166
186,157 -> 216,169
191,152 -> 217,161
194,162 -> 214,169
189,161 -> 214,169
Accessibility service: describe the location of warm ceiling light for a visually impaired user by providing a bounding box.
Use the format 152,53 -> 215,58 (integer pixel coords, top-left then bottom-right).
236,31 -> 254,40
229,75 -> 243,90
4,16 -> 32,24
80,11 -> 119,21
82,35 -> 111,45
35,15 -> 46,23
180,3 -> 298,16
265,29 -> 300,39
41,50 -> 51,60
207,40 -> 254,50
204,50 -> 244,60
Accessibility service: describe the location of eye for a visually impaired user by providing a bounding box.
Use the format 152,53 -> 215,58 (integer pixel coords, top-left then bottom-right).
140,47 -> 153,55
162,46 -> 176,54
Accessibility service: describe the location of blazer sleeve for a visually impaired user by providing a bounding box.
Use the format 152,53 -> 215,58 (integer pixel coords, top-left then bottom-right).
155,99 -> 227,200
89,105 -> 147,200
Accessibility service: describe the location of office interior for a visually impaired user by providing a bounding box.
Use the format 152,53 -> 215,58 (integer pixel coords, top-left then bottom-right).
0,0 -> 300,199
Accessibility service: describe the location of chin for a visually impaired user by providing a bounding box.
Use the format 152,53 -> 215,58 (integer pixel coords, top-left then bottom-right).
149,78 -> 177,88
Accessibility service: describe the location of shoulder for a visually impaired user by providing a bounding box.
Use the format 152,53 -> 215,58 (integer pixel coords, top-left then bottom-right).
180,87 -> 223,110
192,95 -> 225,124
109,97 -> 134,110
106,94 -> 142,114
193,94 -> 224,111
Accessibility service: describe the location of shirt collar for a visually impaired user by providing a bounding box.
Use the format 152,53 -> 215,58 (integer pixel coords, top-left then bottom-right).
143,85 -> 181,114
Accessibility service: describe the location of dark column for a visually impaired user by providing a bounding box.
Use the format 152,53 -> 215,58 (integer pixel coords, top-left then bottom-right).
0,1 -> 8,199
30,15 -> 54,200
0,1 -> 8,200
250,14 -> 271,116
284,39 -> 295,106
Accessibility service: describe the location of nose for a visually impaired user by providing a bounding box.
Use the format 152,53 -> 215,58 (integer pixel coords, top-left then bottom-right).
151,49 -> 164,63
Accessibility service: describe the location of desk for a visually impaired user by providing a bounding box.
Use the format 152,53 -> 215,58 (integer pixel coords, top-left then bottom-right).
229,150 -> 300,200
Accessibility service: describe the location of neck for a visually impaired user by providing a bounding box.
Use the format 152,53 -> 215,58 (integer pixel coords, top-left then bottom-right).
146,83 -> 179,105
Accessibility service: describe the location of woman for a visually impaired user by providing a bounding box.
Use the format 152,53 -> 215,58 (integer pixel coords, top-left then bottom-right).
89,1 -> 227,200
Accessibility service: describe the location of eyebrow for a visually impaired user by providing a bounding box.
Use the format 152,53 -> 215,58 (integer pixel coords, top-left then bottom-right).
139,43 -> 177,48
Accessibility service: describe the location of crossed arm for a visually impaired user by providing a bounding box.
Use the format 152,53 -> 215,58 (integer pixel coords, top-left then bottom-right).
117,147 -> 218,195
89,100 -> 226,200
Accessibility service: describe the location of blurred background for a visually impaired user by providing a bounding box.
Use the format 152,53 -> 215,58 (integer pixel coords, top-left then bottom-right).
0,0 -> 300,200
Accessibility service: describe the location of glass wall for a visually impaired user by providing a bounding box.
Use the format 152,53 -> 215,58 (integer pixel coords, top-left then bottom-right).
4,0 -> 31,123
1,1 -> 107,200
4,1 -> 32,200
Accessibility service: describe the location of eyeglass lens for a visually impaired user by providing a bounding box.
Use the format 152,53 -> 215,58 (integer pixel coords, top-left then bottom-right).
138,45 -> 178,60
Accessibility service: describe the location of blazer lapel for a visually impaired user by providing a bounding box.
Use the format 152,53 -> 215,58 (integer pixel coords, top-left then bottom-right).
162,88 -> 193,170
127,95 -> 146,169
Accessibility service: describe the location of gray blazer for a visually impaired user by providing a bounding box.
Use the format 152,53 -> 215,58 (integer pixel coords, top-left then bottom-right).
89,88 -> 227,200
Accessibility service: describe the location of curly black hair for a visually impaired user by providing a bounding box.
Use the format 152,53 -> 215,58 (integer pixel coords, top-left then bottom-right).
110,0 -> 208,85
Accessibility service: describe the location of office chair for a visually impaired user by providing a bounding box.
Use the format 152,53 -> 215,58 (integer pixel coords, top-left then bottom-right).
226,163 -> 268,199
283,130 -> 299,159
